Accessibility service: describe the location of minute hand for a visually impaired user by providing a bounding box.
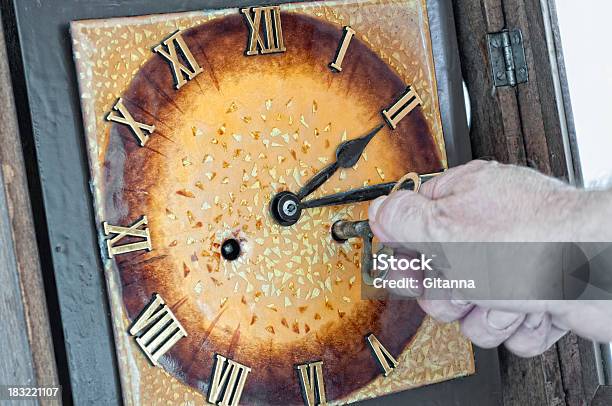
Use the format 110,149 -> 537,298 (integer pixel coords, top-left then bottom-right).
300,172 -> 442,209
297,124 -> 384,200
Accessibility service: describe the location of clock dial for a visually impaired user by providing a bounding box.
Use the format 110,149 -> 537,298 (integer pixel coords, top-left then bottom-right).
105,13 -> 438,404
72,1 -> 474,404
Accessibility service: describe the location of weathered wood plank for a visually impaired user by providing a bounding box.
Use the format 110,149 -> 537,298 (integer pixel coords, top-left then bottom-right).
453,0 -> 586,405
0,7 -> 59,404
452,0 -> 525,165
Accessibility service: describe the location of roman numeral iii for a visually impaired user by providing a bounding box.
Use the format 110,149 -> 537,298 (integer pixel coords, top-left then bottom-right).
129,294 -> 187,367
330,26 -> 356,72
103,215 -> 152,258
208,354 -> 252,406
296,361 -> 327,406
382,86 -> 422,129
366,334 -> 399,376
107,98 -> 155,146
154,30 -> 204,89
241,6 -> 286,55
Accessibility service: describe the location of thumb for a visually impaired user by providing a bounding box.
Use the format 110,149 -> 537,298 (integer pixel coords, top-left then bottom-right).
369,190 -> 435,242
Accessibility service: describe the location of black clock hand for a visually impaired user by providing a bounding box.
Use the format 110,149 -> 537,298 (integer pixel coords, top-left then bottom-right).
296,123 -> 384,200
300,171 -> 442,209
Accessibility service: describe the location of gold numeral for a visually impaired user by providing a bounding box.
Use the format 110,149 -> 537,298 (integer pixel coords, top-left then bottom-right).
208,354 -> 251,406
103,215 -> 152,258
366,334 -> 399,376
382,86 -> 422,129
296,361 -> 327,406
329,26 -> 356,72
107,98 -> 155,146
154,30 -> 204,89
241,6 -> 286,56
129,294 -> 187,367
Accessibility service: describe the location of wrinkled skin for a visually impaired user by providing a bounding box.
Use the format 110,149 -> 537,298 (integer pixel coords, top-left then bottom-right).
369,160 -> 612,357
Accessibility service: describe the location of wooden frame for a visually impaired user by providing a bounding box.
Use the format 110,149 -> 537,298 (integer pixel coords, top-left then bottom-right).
0,7 -> 59,404
1,0 -> 503,404
5,0 -> 604,404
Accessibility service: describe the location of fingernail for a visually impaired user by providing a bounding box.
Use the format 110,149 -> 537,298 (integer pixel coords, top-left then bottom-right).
487,310 -> 521,330
524,313 -> 545,330
369,197 -> 386,220
451,298 -> 471,306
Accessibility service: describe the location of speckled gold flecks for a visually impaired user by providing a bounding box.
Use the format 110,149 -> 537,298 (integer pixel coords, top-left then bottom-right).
71,1 -> 469,405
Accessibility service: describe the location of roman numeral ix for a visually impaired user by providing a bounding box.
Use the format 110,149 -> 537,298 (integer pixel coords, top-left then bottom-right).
382,86 -> 422,129
107,98 -> 155,146
241,6 -> 286,56
208,354 -> 252,406
366,334 -> 399,376
154,30 -> 204,89
297,361 -> 327,406
103,215 -> 152,258
129,294 -> 187,367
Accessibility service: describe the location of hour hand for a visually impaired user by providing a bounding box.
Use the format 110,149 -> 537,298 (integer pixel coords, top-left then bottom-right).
296,123 -> 384,200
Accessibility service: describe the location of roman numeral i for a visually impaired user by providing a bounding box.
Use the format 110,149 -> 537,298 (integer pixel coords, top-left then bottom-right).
330,26 -> 356,72
241,6 -> 286,56
103,215 -> 152,258
129,294 -> 187,367
208,354 -> 252,406
297,361 -> 327,406
382,86 -> 422,129
154,30 -> 204,89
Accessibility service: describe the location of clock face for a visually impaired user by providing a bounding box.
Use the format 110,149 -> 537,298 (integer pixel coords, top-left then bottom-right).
71,1 -> 474,405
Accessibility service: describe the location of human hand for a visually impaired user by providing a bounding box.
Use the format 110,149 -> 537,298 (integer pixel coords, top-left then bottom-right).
368,160 -> 612,356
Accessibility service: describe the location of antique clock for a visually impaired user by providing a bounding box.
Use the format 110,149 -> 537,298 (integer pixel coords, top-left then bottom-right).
71,0 -> 474,404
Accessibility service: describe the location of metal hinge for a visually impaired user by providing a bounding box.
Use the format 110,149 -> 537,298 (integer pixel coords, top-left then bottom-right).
487,29 -> 528,87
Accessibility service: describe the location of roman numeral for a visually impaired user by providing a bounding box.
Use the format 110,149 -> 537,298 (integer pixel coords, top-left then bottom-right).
296,361 -> 327,406
208,354 -> 251,406
107,98 -> 155,146
382,86 -> 422,129
129,294 -> 187,367
366,334 -> 399,376
329,26 -> 356,72
103,215 -> 152,258
154,30 -> 204,89
241,6 -> 286,55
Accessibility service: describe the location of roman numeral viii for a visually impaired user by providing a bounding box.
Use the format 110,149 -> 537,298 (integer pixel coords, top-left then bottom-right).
107,98 -> 155,146
103,215 -> 152,258
366,334 -> 399,376
241,6 -> 286,55
208,354 -> 252,406
129,294 -> 187,367
154,30 -> 204,89
297,361 -> 327,406
382,86 -> 422,129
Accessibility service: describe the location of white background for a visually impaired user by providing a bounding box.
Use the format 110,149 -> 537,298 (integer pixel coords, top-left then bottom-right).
556,0 -> 612,188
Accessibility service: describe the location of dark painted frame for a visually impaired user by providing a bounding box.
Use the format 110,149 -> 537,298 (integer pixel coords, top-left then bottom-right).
2,0 -> 502,404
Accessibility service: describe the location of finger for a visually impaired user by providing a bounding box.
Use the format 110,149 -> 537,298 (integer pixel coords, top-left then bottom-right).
418,289 -> 474,323
460,307 -> 525,348
420,160 -> 491,199
504,314 -> 568,357
503,313 -> 552,357
369,190 -> 434,242
381,253 -> 424,297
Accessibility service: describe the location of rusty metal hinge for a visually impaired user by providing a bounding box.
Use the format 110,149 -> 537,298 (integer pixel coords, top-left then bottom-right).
487,29 -> 529,87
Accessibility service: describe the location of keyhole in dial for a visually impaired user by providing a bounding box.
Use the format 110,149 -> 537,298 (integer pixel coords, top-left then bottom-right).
221,238 -> 241,261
